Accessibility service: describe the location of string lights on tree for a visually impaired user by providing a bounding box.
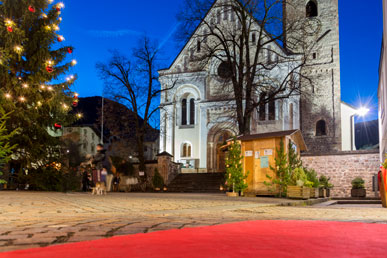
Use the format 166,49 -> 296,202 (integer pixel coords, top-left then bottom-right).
0,0 -> 83,168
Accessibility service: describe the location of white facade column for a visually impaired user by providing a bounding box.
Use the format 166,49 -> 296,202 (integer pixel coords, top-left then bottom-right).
199,105 -> 207,168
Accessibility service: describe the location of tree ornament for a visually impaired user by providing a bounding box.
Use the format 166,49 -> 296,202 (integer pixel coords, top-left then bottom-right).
46,66 -> 53,73
54,123 -> 62,129
67,47 -> 73,54
7,26 -> 13,32
57,35 -> 65,42
72,101 -> 78,107
28,6 -> 36,13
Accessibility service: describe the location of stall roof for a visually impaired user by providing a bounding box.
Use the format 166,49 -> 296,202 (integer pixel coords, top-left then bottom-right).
236,130 -> 307,151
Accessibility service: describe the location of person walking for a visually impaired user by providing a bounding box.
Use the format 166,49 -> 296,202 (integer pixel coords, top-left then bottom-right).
92,144 -> 114,191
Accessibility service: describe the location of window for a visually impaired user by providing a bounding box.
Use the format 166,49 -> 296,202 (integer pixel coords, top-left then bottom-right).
312,53 -> 317,59
217,10 -> 221,24
306,1 -> 318,17
252,33 -> 256,43
91,133 -> 95,141
83,129 -> 87,135
268,98 -> 275,121
197,40 -> 201,52
91,144 -> 95,153
182,99 -> 187,125
316,120 -> 327,136
190,99 -> 195,125
267,46 -> 272,64
223,6 -> 228,20
259,93 -> 266,121
181,143 -> 192,157
217,61 -> 232,79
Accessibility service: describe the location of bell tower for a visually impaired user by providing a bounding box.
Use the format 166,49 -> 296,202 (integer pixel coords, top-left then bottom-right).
283,0 -> 342,152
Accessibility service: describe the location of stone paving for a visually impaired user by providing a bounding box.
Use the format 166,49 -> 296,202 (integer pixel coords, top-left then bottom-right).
1,191 -> 387,253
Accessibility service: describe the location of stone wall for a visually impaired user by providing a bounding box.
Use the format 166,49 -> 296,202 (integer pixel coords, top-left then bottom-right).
301,151 -> 380,198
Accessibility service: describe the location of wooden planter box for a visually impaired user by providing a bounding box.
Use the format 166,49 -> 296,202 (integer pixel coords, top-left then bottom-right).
287,186 -> 311,199
351,188 -> 366,198
309,188 -> 318,198
318,188 -> 326,198
226,192 -> 238,197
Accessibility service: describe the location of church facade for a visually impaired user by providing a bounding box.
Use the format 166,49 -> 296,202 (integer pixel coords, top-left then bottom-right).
159,0 -> 355,172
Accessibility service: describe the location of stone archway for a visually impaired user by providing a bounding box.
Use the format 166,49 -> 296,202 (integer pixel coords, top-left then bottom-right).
207,124 -> 236,173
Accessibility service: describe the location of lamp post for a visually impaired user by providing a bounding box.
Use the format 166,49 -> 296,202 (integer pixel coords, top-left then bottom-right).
350,107 -> 370,151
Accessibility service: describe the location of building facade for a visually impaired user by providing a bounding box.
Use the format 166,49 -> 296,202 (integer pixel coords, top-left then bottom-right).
159,0 -> 353,172
62,126 -> 101,157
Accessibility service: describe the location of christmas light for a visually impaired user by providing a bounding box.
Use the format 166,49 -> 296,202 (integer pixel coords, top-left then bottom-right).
48,0 -> 54,3
14,45 -> 23,53
18,77 -> 22,80
22,83 -> 29,88
74,92 -> 79,97
53,25 -> 60,31
57,2 -> 65,9
59,17 -> 62,22
47,86 -> 53,91
62,103 -> 69,110
40,85 -> 46,89
76,113 -> 83,119
57,35 -> 65,42
45,25 -> 51,31
70,75 -> 74,80
5,19 -> 13,26
37,101 -> 42,106
42,13 -> 48,18
19,96 -> 26,102
47,60 -> 53,65
4,93 -> 11,99
71,59 -> 77,66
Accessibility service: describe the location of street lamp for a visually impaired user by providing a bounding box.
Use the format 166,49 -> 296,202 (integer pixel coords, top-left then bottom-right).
350,107 -> 370,151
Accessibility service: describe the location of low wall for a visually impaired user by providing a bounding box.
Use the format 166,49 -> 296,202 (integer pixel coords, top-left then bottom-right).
301,150 -> 380,198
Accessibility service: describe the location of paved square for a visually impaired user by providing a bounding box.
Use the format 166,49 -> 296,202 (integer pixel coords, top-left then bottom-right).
1,191 -> 386,252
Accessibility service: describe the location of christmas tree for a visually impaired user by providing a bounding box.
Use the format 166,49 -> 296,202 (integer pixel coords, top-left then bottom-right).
225,138 -> 249,194
0,0 -> 79,169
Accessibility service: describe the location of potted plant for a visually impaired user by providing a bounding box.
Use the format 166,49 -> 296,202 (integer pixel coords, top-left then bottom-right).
319,175 -> 333,197
225,138 -> 249,197
351,177 -> 366,198
305,168 -> 319,198
152,168 -> 164,191
287,167 -> 312,199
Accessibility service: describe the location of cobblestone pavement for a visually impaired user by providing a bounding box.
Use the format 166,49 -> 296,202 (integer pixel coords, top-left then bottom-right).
1,191 -> 387,252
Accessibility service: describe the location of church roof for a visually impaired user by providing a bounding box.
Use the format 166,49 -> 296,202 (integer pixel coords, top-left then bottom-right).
159,0 -> 292,73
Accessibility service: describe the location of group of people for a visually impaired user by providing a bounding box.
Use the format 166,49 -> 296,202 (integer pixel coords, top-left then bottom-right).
81,144 -> 120,193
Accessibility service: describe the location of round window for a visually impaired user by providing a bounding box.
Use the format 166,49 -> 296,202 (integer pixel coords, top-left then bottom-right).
217,61 -> 232,79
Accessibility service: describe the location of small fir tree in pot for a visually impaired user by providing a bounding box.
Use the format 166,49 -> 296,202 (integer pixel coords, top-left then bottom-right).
264,139 -> 289,197
152,168 -> 164,191
225,138 -> 248,196
351,177 -> 366,198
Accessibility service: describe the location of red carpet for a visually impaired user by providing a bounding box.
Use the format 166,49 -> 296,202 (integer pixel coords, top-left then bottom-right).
1,220 -> 387,258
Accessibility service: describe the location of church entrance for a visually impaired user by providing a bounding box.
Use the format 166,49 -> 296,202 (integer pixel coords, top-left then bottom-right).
215,131 -> 232,172
207,125 -> 235,173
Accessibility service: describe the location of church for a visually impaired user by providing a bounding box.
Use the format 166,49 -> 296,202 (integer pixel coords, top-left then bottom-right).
159,0 -> 356,173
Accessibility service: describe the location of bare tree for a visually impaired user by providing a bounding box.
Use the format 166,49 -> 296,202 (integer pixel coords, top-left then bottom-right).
96,37 -> 175,175
176,0 -> 322,135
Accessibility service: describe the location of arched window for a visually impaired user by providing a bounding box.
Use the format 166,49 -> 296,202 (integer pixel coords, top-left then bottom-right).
181,143 -> 192,157
316,120 -> 326,136
182,99 -> 187,125
268,95 -> 276,121
306,1 -> 318,17
190,98 -> 195,125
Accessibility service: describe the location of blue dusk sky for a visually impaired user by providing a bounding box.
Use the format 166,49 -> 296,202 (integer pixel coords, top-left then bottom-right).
59,0 -> 383,122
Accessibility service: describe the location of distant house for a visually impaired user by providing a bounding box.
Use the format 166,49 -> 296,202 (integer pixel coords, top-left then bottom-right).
62,126 -> 101,157
378,0 -> 387,162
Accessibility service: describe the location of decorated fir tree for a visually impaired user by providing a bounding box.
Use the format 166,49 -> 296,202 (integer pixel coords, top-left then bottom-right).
0,0 -> 79,169
265,139 -> 289,197
225,138 -> 248,194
